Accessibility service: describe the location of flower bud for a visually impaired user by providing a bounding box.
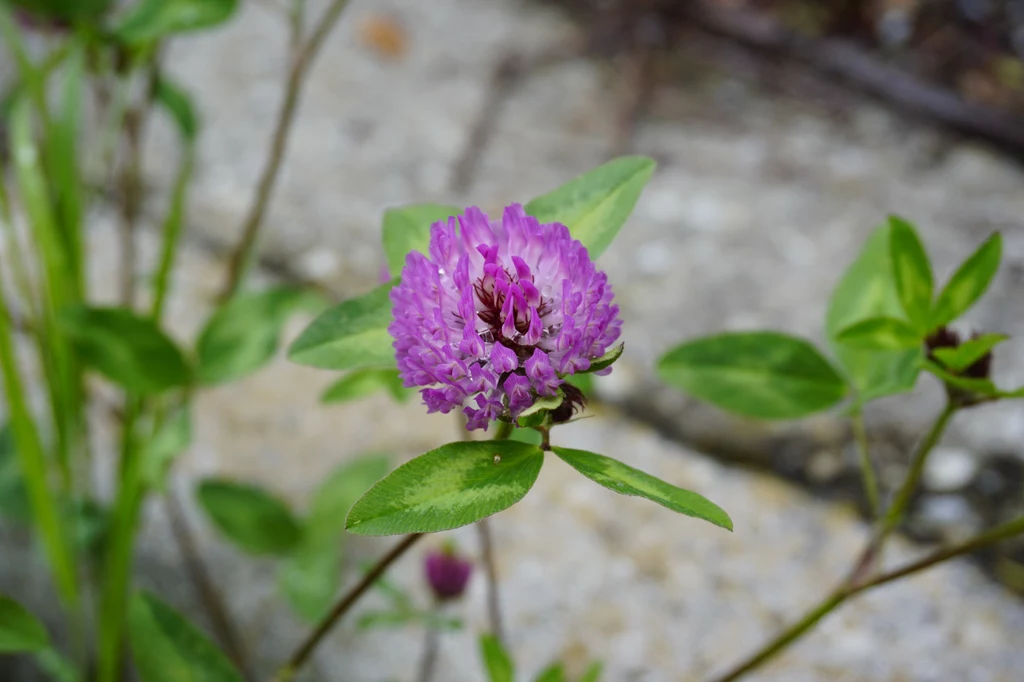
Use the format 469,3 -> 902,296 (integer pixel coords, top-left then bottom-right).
424,543 -> 473,601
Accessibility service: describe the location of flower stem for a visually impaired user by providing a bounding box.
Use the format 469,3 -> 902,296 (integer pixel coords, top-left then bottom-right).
416,609 -> 441,682
272,533 -> 424,682
850,411 -> 879,517
712,402 -> 957,682
477,517 -> 506,644
220,0 -> 351,300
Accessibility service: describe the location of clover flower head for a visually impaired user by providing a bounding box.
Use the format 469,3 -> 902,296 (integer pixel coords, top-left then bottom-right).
424,543 -> 473,601
389,204 -> 621,430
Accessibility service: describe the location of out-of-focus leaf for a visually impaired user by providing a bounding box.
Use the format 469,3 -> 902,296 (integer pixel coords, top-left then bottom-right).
114,0 -> 239,44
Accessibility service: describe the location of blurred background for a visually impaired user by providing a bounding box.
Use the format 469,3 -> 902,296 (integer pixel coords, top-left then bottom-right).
3,0 -> 1024,680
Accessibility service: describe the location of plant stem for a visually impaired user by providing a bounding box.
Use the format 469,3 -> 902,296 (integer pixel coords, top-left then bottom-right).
850,411 -> 879,517
416,609 -> 441,682
711,402 -> 957,682
272,533 -> 424,681
477,517 -> 506,644
151,146 -> 195,321
220,0 -> 351,300
166,488 -> 255,681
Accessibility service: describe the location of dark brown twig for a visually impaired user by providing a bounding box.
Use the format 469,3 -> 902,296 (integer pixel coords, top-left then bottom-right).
220,0 -> 351,300
165,490 -> 255,682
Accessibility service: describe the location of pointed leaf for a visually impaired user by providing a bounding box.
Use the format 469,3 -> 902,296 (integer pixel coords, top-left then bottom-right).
888,216 -> 933,329
142,409 -> 192,491
578,662 -> 603,682
382,204 -> 461,277
920,360 -> 1000,397
320,369 -> 411,404
356,610 -> 414,631
552,448 -> 732,530
932,333 -> 1008,372
196,286 -> 321,385
535,663 -> 565,682
0,595 -> 49,652
129,592 -> 242,682
0,424 -> 30,523
59,306 -> 190,395
309,454 -> 392,537
931,233 -> 1002,328
278,540 -> 341,623
657,332 -> 848,420
196,480 -> 302,556
480,634 -> 515,682
826,224 -> 921,402
346,440 -> 544,536
578,343 -> 623,374
114,0 -> 239,44
835,317 -> 922,350
525,156 -> 655,259
154,76 -> 199,142
288,281 -> 396,370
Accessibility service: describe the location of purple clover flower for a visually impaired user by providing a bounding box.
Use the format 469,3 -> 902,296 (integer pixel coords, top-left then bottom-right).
424,545 -> 473,601
389,204 -> 621,430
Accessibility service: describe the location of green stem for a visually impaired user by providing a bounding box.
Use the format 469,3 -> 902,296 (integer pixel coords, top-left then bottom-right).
151,146 -> 194,321
883,402 -> 956,533
494,420 -> 513,440
97,398 -> 145,682
850,411 -> 879,517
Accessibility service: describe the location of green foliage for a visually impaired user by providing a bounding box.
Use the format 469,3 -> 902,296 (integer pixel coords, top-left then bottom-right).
826,224 -> 920,403
196,480 -> 302,556
888,217 -> 933,330
346,441 -> 544,536
114,0 -> 239,44
579,343 -> 623,374
381,203 -> 461,277
154,76 -> 199,142
0,595 -> 49,652
308,455 -> 391,537
9,0 -> 111,21
59,306 -> 190,395
480,634 -> 515,682
920,359 -> 1000,398
142,409 -> 192,491
577,662 -> 603,682
535,663 -> 566,682
0,424 -> 30,523
930,233 -> 1002,328
658,331 -> 848,420
552,447 -> 732,530
834,317 -> 921,350
525,156 -> 655,259
932,333 -> 1008,372
128,592 -> 242,682
196,286 -> 320,385
288,281 -> 396,371
320,369 -> 411,404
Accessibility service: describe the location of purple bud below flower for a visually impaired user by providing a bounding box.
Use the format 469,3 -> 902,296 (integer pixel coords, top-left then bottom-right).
424,544 -> 473,601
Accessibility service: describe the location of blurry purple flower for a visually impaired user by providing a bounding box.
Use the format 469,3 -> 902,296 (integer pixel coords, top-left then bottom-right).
424,545 -> 473,601
389,204 -> 621,430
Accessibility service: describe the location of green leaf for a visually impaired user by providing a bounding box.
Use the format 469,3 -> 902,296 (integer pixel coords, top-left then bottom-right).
552,447 -> 732,530
932,333 -> 1008,372
59,306 -> 190,395
0,424 -> 30,523
931,233 -> 1002,328
834,317 -> 922,350
346,440 -> 544,536
566,371 -> 594,396
67,497 -> 108,556
10,0 -> 112,21
920,359 -> 1000,397
142,409 -> 192,491
308,455 -> 392,538
888,216 -> 933,329
278,540 -> 341,623
0,595 -> 49,652
657,332 -> 848,420
578,343 -> 623,374
129,592 -> 243,682
535,663 -> 565,682
381,204 -> 461,277
509,426 -> 543,446
355,610 -> 414,631
525,156 -> 655,259
196,480 -> 302,555
421,612 -> 464,631
33,647 -> 78,682
826,224 -> 921,403
517,394 -> 562,421
114,0 -> 239,44
320,369 -> 411,404
480,634 -> 515,682
577,662 -> 603,682
288,281 -> 396,371
154,76 -> 199,142
196,286 -> 321,385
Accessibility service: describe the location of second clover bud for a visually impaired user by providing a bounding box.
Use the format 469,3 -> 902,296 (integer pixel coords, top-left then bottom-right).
424,543 -> 473,602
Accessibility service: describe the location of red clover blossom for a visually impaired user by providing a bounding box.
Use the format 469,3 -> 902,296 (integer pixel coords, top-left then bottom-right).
389,204 -> 621,430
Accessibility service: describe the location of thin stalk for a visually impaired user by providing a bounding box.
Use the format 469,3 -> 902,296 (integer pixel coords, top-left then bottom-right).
220,0 -> 351,300
416,609 -> 441,682
272,533 -> 424,682
150,146 -> 194,320
0,176 -> 41,323
850,411 -> 879,517
712,403 -> 958,682
477,518 -> 505,644
96,398 -> 144,682
0,6 -> 51,126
